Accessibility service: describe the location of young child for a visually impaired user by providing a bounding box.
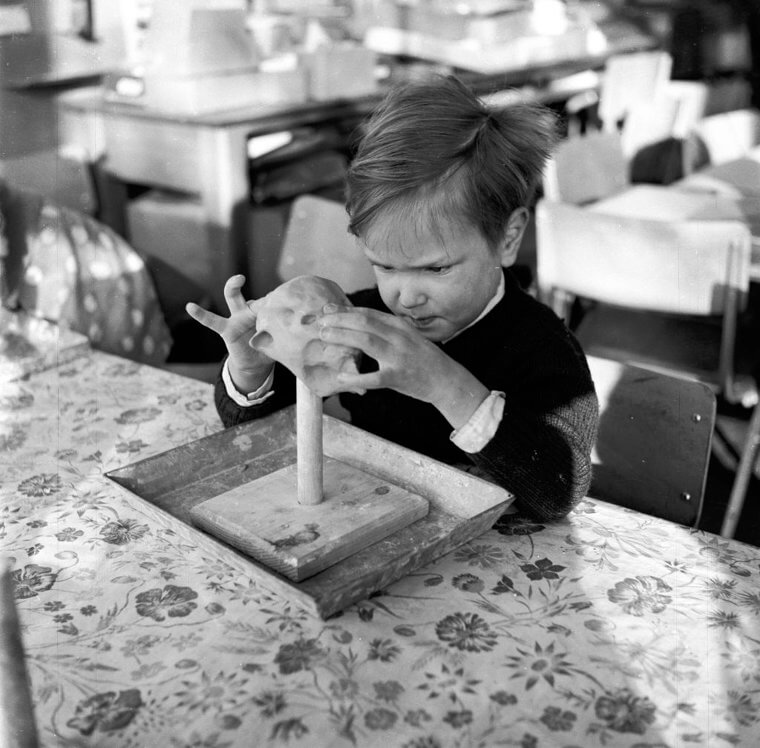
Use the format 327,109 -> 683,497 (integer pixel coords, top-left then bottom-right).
187,75 -> 598,521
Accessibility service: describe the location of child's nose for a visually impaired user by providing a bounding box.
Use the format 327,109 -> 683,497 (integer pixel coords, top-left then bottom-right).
398,282 -> 426,309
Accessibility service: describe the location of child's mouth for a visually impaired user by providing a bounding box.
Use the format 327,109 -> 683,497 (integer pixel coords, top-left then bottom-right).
407,316 -> 436,329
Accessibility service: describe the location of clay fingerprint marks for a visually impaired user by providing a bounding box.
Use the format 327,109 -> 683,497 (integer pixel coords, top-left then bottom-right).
249,275 -> 362,396
271,522 -> 321,550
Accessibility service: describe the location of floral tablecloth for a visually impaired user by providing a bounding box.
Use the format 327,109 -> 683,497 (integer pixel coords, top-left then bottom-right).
2,351 -> 760,747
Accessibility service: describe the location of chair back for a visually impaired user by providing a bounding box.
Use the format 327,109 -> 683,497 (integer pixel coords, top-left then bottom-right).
692,108 -> 760,166
535,200 -> 750,316
536,199 -> 754,404
277,194 -> 376,293
0,146 -> 98,216
598,51 -> 673,132
542,130 -> 628,205
587,355 -> 715,526
619,96 -> 681,159
667,80 -> 710,138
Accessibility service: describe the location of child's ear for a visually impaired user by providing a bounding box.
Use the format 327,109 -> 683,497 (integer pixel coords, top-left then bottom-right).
498,207 -> 529,267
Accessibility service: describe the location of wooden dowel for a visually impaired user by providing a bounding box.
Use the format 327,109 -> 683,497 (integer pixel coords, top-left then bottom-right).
0,560 -> 39,748
296,378 -> 323,505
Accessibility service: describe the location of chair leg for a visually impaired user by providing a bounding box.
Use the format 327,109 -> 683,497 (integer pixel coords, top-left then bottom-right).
721,403 -> 760,538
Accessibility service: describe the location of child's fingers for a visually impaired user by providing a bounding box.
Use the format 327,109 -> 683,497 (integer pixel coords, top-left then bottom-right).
185,302 -> 226,334
322,303 -> 351,315
319,324 -> 392,359
319,308 -> 401,338
337,370 -> 382,392
223,275 -> 249,313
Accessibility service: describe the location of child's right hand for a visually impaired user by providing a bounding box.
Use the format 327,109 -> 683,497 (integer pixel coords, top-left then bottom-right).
185,275 -> 273,393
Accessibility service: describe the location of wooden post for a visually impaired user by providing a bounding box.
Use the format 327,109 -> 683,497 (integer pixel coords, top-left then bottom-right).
0,560 -> 39,748
296,378 -> 323,505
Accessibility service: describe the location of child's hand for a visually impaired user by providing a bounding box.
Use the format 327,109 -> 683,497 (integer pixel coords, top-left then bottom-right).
185,275 -> 273,392
318,307 -> 489,429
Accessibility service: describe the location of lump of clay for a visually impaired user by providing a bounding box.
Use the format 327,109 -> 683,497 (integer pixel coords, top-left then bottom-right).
249,275 -> 363,397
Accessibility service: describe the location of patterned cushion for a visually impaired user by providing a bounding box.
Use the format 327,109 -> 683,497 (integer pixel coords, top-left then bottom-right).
1,182 -> 172,366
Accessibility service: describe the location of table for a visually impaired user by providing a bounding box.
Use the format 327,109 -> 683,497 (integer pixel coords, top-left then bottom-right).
674,147 -> 760,200
0,34 -> 121,90
590,183 -> 760,280
57,87 -> 383,310
3,349 -> 760,746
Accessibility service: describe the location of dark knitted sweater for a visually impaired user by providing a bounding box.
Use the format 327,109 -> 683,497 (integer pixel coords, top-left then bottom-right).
215,270 -> 599,521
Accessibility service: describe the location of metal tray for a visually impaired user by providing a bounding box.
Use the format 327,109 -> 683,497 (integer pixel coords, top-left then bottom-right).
106,407 -> 513,618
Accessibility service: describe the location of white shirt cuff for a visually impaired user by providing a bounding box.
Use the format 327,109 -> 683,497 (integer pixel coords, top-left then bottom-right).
222,358 -> 275,407
450,391 -> 505,453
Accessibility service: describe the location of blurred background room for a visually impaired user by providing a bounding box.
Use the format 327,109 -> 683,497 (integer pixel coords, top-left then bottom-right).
2,0 -> 760,543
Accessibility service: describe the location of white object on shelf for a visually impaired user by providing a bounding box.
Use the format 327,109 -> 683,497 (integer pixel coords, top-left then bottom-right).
364,23 -> 606,75
300,43 -> 377,101
140,67 -> 308,114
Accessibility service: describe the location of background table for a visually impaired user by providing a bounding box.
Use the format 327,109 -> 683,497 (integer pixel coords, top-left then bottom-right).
590,183 -> 760,280
2,349 -> 760,746
57,88 -> 381,311
55,38 -> 653,311
674,147 -> 760,200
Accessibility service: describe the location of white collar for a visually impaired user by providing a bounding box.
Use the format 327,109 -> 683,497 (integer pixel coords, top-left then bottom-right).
443,270 -> 505,344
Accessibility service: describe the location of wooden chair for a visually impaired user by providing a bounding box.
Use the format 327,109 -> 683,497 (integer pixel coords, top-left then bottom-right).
667,80 -> 711,139
277,194 -> 376,293
168,195 -> 375,385
542,130 -> 629,205
720,403 -> 760,537
618,96 -> 681,161
277,194 -> 377,419
690,108 -> 760,168
597,51 -> 674,134
559,54 -> 703,180
620,81 -> 708,163
560,52 -> 673,135
0,145 -> 98,216
587,355 -> 715,526
535,199 -> 755,406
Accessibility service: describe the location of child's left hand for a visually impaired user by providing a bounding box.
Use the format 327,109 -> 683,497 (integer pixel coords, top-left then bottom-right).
318,306 -> 489,429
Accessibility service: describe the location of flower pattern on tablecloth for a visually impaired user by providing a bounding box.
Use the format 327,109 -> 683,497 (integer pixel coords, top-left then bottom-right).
2,351 -> 760,746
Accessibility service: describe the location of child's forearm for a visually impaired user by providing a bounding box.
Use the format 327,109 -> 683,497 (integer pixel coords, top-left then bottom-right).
227,357 -> 274,395
215,362 -> 296,428
430,361 -> 490,430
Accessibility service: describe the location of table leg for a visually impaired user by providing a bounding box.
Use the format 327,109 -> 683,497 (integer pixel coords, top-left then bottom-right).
198,126 -> 251,311
721,403 -> 760,538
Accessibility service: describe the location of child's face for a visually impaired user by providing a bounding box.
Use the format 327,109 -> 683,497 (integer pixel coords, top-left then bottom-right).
361,211 -> 504,342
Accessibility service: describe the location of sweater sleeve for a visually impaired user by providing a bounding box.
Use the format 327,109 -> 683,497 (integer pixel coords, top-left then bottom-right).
472,376 -> 597,521
214,359 -> 297,428
467,335 -> 598,521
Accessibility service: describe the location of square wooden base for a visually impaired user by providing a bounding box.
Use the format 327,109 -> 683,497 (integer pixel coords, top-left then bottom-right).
189,457 -> 429,581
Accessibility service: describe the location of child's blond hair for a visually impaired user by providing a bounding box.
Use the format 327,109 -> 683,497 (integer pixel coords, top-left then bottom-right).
346,75 -> 557,251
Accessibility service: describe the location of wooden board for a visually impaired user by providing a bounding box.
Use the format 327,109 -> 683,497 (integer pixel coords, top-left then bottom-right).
106,409 -> 514,618
189,457 -> 429,581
